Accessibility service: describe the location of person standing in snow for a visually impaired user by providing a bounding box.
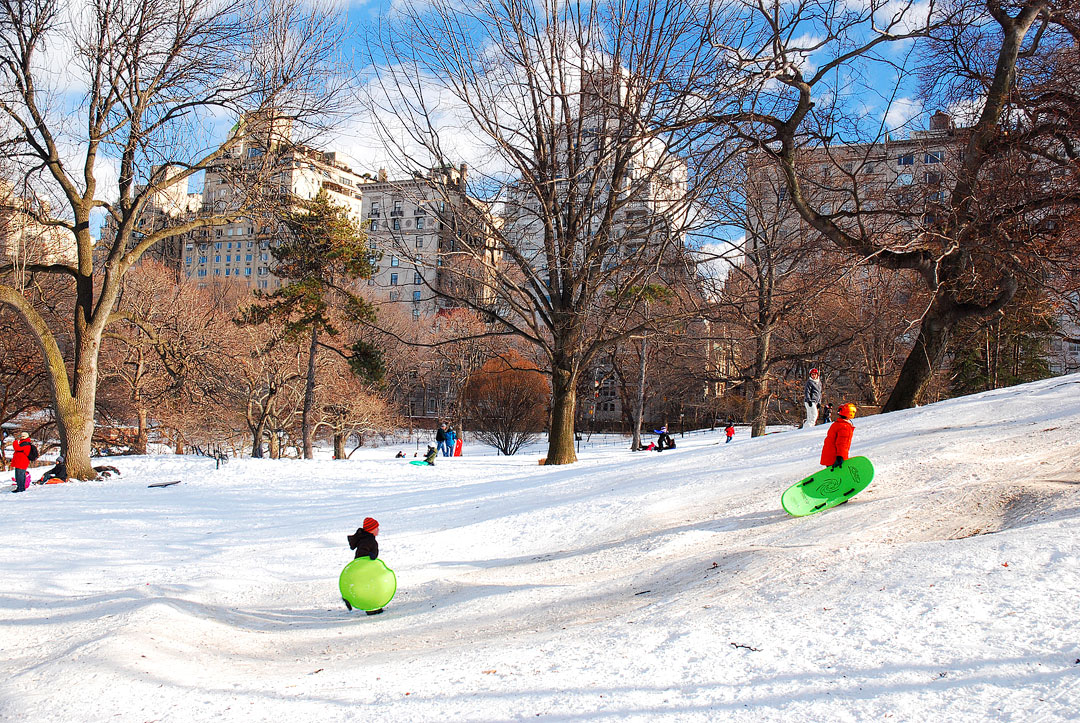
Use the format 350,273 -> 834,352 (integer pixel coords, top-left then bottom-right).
7,431 -> 32,493
820,403 -> 856,470
822,403 -> 833,424
803,368 -> 822,428
445,424 -> 457,457
345,517 -> 385,615
435,422 -> 449,457
724,423 -> 735,444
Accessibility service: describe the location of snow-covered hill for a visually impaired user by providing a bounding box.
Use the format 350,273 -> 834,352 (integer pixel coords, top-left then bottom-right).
2,375 -> 1079,721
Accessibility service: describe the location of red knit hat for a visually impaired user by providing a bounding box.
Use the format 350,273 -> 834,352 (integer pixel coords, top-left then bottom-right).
363,517 -> 379,533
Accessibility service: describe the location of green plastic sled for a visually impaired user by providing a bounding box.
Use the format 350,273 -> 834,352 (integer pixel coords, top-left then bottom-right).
339,557 -> 397,611
409,460 -> 433,466
781,456 -> 875,517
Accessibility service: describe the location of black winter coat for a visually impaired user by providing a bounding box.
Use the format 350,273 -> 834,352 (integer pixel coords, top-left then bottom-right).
435,428 -> 447,442
347,529 -> 379,560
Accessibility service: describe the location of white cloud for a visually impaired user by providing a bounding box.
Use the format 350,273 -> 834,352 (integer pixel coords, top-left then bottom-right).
883,96 -> 923,134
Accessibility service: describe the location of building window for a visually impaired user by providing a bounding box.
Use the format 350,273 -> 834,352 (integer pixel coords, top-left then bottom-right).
390,273 -> 398,285
370,220 -> 378,231
370,202 -> 380,217
198,256 -> 207,264
416,236 -> 423,248
246,254 -> 252,262
214,269 -> 220,276
392,218 -> 400,231
412,308 -> 421,321
416,217 -> 425,230
215,242 -> 222,249
413,290 -> 422,302
215,255 -> 221,263
924,150 -> 944,164
390,256 -> 399,267
198,269 -> 206,277
392,200 -> 402,216
245,268 -> 252,276
369,239 -> 377,249
897,153 -> 914,166
414,272 -> 422,284
389,290 -> 400,301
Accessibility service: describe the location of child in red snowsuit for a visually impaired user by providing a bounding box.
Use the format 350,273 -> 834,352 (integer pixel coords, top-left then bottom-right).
724,424 -> 735,444
820,403 -> 856,470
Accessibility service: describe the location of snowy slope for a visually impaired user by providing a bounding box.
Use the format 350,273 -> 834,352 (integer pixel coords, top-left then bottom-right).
2,375 -> 1079,722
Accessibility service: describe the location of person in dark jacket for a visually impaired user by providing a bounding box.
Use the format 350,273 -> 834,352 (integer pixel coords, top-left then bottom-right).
435,423 -> 449,457
803,368 -> 822,428
7,431 -> 32,493
822,403 -> 833,424
345,517 -> 384,614
424,445 -> 437,465
38,456 -> 67,484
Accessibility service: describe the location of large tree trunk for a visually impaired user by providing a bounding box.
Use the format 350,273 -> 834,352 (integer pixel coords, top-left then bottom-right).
302,325 -> 318,459
545,365 -> 578,465
135,408 -> 149,455
333,431 -> 345,459
53,352 -> 99,480
268,431 -> 280,459
882,302 -> 955,412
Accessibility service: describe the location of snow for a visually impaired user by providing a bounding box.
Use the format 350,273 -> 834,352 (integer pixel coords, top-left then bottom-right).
2,375 -> 1080,722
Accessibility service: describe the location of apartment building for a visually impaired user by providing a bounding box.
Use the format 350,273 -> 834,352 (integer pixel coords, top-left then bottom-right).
358,165 -> 475,321
0,181 -> 77,271
183,115 -> 369,289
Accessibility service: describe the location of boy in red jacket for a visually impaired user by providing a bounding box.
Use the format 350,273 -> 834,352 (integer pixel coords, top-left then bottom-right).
820,403 -> 856,470
8,431 -> 32,493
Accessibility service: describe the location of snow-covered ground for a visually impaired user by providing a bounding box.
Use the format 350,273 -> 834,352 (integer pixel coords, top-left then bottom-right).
2,376 -> 1079,722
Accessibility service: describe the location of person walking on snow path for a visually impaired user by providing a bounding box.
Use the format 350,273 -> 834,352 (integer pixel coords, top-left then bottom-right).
7,431 -> 32,493
725,423 -> 735,444
820,402 -> 857,470
345,517 -> 385,615
803,368 -> 822,428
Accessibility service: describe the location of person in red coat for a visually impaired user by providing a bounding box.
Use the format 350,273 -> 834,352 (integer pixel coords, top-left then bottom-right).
8,431 -> 32,493
819,403 -> 856,470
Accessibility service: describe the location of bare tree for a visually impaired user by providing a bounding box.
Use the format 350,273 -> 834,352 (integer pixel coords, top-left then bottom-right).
704,0 -> 1080,411
0,0 -> 346,477
461,351 -> 550,455
367,0 -> 729,463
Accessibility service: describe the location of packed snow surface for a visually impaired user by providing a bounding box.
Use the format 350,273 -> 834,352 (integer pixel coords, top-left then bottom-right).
3,376 -> 1080,722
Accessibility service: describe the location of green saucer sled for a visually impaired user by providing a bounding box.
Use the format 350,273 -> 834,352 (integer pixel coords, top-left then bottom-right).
409,460 -> 432,466
781,456 -> 875,517
339,558 -> 397,611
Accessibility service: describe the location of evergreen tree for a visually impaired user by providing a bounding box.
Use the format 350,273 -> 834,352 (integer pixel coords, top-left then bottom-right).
239,191 -> 374,458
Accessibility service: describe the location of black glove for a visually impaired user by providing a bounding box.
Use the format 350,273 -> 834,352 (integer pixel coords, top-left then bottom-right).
830,456 -> 844,470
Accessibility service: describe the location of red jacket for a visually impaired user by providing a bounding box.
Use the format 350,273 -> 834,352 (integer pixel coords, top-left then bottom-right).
11,438 -> 31,470
820,419 -> 854,467
725,426 -> 734,438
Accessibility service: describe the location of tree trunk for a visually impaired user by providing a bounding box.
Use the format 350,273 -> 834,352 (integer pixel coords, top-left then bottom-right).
250,418 -> 266,458
882,302 -> 955,412
268,432 -> 280,459
333,431 -> 345,459
302,325 -> 318,459
631,336 -> 648,450
545,365 -> 578,465
135,408 -> 149,455
749,330 -> 772,437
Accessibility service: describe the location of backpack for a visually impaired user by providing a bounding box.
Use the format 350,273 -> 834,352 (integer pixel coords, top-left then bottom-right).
27,443 -> 39,462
